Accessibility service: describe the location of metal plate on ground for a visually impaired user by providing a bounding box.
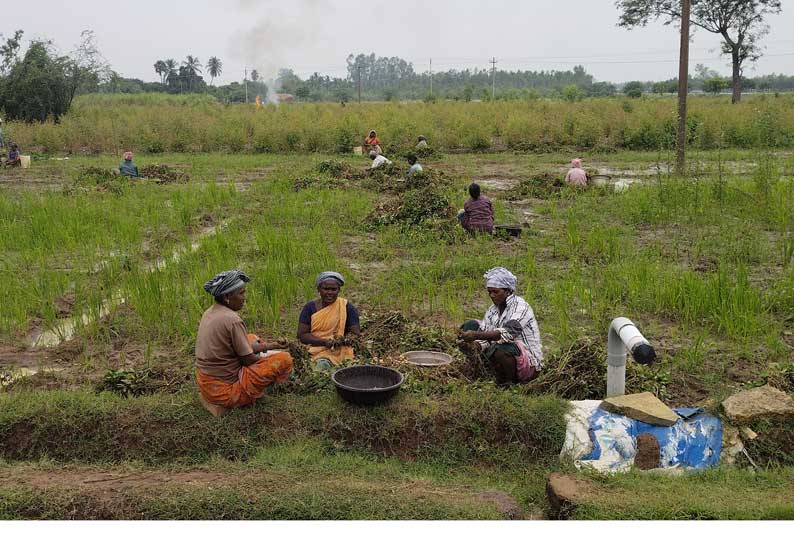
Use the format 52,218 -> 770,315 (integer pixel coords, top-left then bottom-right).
403,351 -> 454,367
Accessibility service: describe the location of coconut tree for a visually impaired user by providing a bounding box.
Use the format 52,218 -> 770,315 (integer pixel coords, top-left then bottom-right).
206,56 -> 223,86
182,55 -> 202,92
154,60 -> 168,85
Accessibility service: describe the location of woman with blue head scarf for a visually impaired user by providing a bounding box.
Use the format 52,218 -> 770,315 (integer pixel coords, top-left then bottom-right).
297,271 -> 361,371
458,267 -> 543,387
195,269 -> 293,415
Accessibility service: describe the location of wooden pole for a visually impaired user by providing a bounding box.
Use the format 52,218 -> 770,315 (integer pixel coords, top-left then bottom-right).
676,0 -> 691,175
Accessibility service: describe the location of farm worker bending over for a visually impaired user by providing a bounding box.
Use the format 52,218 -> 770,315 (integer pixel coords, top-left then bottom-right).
364,130 -> 382,155
407,155 -> 423,178
458,267 -> 543,387
565,158 -> 588,187
370,151 -> 393,170
196,270 -> 293,413
298,272 -> 361,371
416,135 -> 428,150
5,143 -> 21,168
458,183 -> 494,235
118,152 -> 140,178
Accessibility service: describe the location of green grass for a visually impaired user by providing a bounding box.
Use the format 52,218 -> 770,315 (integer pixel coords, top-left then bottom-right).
569,468 -> 794,520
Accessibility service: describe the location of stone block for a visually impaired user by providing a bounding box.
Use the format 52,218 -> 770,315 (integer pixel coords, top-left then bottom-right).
600,392 -> 679,427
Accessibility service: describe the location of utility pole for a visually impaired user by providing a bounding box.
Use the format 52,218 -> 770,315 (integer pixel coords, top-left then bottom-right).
244,67 -> 249,104
676,0 -> 691,175
490,58 -> 497,101
358,65 -> 362,103
430,58 -> 433,98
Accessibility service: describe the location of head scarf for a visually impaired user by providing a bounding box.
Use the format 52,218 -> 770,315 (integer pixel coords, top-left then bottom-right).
484,267 -> 518,292
204,269 -> 251,297
123,151 -> 134,161
571,158 -> 583,169
316,271 -> 345,289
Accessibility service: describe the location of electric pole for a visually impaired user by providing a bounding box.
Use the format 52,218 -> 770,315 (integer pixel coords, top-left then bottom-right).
358,65 -> 362,104
430,58 -> 433,98
676,0 -> 691,175
244,67 -> 249,104
490,58 -> 497,101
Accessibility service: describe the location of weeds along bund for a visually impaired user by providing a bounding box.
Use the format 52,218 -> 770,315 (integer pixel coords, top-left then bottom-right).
4,94 -> 794,155
3,100 -> 794,518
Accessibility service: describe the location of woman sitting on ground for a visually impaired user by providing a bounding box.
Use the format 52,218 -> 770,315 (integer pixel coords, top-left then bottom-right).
458,183 -> 494,235
298,272 -> 361,371
196,270 -> 293,413
364,130 -> 382,155
5,143 -> 21,168
118,151 -> 140,178
458,267 -> 543,387
565,158 -> 587,187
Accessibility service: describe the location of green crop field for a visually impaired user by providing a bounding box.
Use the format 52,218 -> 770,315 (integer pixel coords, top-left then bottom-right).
1,95 -> 794,520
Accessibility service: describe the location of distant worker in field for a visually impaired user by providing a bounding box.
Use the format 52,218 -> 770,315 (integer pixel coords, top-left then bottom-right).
407,155 -> 423,178
298,272 -> 361,371
118,152 -> 140,178
5,143 -> 21,168
565,158 -> 588,187
196,270 -> 294,416
369,150 -> 393,170
458,267 -> 543,387
416,135 -> 428,150
364,130 -> 382,155
458,183 -> 494,235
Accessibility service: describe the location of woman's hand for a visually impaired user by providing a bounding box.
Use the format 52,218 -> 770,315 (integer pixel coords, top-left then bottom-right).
459,330 -> 479,343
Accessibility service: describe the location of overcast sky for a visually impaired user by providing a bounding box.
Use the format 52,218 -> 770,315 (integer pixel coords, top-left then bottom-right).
3,0 -> 793,84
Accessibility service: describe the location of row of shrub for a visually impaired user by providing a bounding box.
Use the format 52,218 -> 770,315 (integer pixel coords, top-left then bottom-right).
5,94 -> 794,155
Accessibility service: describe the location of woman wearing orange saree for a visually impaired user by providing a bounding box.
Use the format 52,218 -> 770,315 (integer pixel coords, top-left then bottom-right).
297,272 -> 361,371
196,270 -> 293,415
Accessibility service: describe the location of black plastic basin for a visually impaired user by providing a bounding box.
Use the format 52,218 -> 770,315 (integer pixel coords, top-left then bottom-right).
331,365 -> 405,406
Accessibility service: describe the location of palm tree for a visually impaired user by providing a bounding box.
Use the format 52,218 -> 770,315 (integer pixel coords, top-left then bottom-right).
154,60 -> 168,85
206,57 -> 223,86
182,56 -> 202,92
165,59 -> 178,85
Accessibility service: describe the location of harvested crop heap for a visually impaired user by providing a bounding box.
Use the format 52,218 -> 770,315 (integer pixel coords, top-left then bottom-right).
316,159 -> 365,180
354,311 -> 454,359
140,164 -> 189,184
508,172 -> 566,200
363,185 -> 455,228
71,166 -> 127,194
293,175 -> 345,192
524,338 -> 607,400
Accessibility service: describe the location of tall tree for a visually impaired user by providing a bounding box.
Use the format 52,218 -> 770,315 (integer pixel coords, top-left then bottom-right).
250,69 -> 260,82
154,60 -> 168,85
1,41 -> 71,122
206,56 -> 222,85
181,55 -> 202,91
616,0 -> 782,103
0,30 -> 24,75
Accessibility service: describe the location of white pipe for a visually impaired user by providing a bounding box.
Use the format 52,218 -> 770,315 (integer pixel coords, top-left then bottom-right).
607,317 -> 656,398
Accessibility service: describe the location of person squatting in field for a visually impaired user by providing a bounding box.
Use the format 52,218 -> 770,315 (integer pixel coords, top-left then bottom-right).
5,143 -> 21,167
565,158 -> 588,187
297,272 -> 361,372
196,270 -> 294,410
118,151 -> 140,178
407,154 -> 423,177
458,183 -> 494,235
364,130 -> 382,155
370,150 -> 393,170
458,267 -> 543,387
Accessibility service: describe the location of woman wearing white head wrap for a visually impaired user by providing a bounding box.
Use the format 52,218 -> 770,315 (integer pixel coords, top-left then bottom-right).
458,267 -> 543,386
195,269 -> 294,415
298,271 -> 361,370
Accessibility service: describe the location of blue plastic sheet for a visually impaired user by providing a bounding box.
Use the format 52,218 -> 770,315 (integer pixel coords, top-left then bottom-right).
564,402 -> 722,473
